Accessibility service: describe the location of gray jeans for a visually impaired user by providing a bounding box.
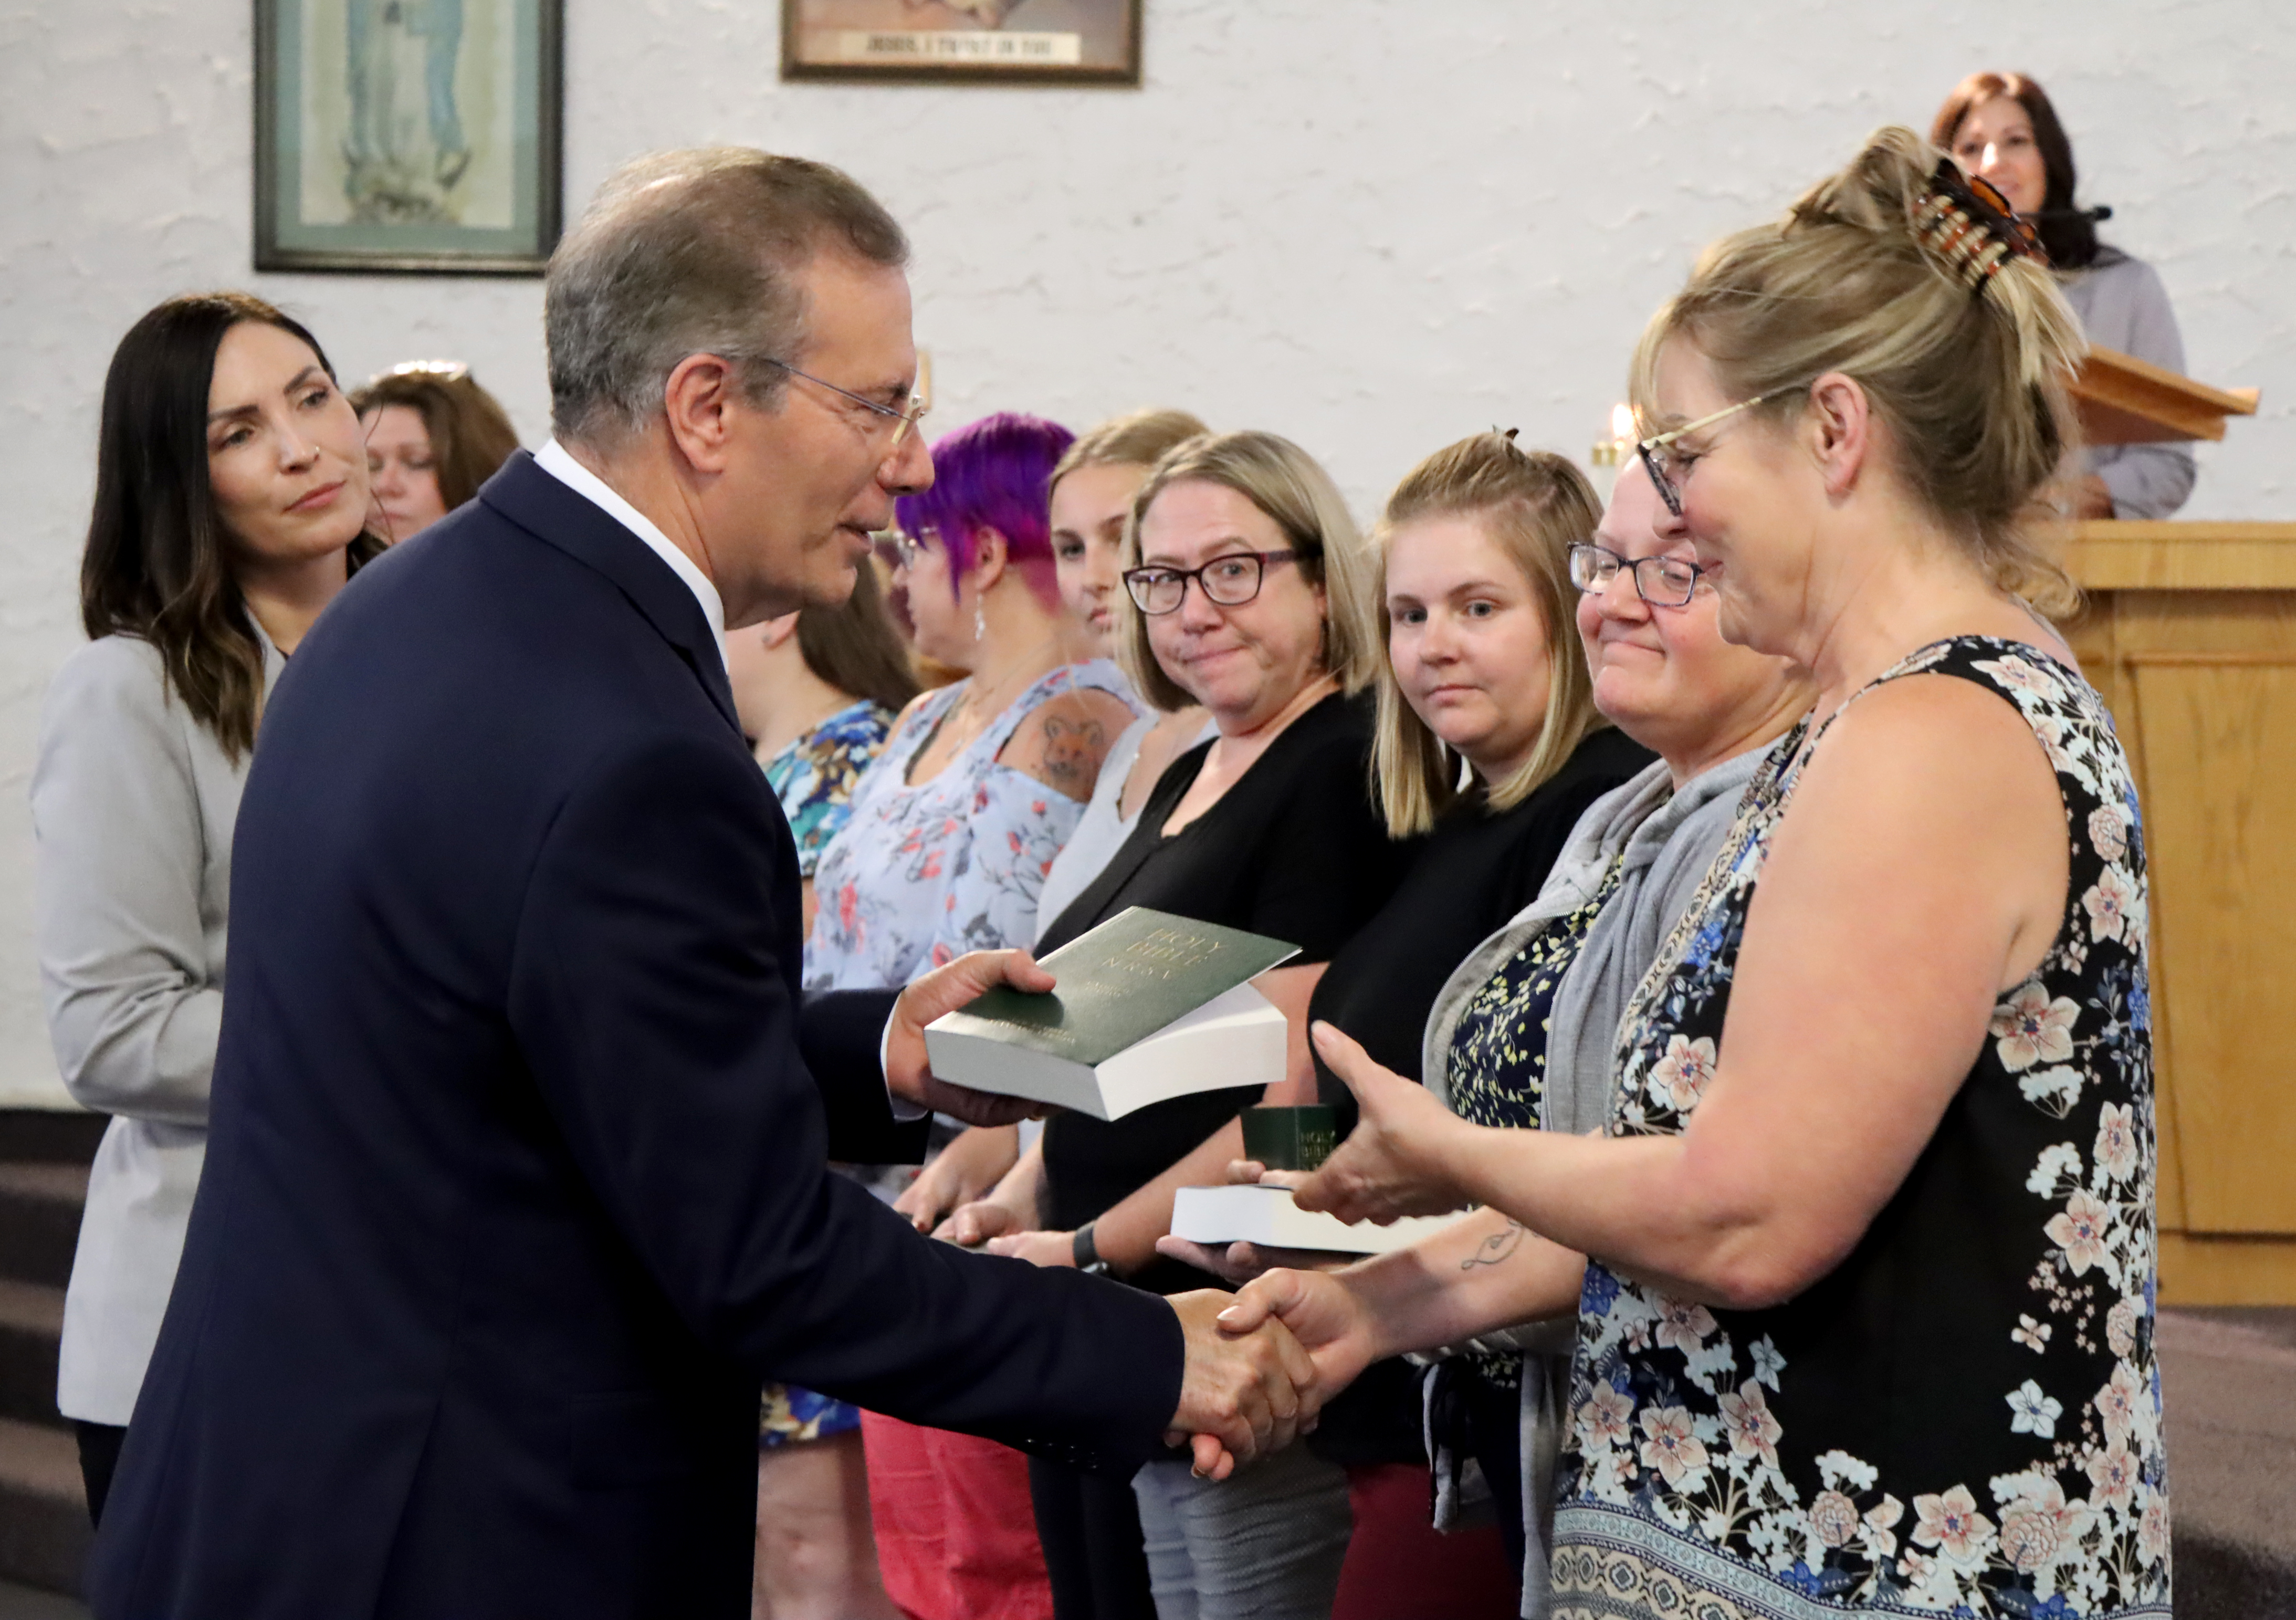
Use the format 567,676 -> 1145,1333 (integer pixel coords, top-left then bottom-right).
1130,1449 -> 1352,1620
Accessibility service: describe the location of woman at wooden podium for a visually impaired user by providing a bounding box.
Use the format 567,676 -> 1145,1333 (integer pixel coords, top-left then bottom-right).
1933,70 -> 2196,520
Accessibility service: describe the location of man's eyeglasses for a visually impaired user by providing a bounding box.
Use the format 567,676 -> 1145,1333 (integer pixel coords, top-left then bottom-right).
1567,542 -> 1708,608
758,357 -> 930,450
1634,385 -> 1803,517
1123,550 -> 1299,615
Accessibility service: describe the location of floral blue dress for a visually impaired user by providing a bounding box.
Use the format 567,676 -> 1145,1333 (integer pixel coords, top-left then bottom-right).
756,701 -> 895,1449
761,699 -> 897,878
805,661 -> 1137,990
1551,638 -> 2168,1619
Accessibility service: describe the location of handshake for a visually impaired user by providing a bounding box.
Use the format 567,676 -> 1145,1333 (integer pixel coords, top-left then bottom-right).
1158,1270 -> 1378,1478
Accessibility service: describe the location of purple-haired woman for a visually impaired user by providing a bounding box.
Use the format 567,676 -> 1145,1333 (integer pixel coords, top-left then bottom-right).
805,412 -> 1139,990
802,413 -> 1139,1620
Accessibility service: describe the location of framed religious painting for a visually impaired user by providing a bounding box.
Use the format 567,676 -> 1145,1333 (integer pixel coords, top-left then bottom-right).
254,0 -> 563,274
781,0 -> 1141,86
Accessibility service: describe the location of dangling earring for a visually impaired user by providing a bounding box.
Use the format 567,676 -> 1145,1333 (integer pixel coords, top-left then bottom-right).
974,598 -> 988,646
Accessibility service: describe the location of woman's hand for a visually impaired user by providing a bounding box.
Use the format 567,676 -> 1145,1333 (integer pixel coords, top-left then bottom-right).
936,1199 -> 1023,1248
1154,1159 -> 1351,1284
1214,1268 -> 1384,1399
1155,1236 -> 1356,1287
985,1228 -> 1077,1268
893,1125 -> 1020,1234
1291,1022 -> 1474,1225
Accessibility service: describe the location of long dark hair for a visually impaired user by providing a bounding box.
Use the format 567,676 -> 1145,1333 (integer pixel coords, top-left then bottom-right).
1931,71 -> 2104,270
347,365 -> 522,518
81,292 -> 384,761
795,561 -> 921,715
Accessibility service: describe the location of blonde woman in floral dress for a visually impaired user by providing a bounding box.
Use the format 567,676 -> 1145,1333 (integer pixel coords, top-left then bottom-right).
1232,128 -> 2168,1620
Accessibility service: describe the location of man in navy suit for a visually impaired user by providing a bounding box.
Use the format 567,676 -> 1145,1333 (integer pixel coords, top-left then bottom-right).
87,149 -> 1315,1619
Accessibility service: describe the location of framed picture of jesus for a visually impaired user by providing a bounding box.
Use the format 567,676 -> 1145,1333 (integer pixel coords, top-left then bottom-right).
781,0 -> 1141,86
254,0 -> 564,274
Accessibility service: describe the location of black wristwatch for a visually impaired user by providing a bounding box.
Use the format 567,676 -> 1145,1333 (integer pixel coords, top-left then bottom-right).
1072,1222 -> 1110,1276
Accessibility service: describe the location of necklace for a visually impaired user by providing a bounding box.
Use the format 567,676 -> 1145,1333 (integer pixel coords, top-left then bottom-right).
956,633 -> 1065,726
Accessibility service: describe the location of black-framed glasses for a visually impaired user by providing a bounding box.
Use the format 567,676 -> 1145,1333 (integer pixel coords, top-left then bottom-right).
1123,550 -> 1299,615
1634,385 -> 1805,517
1568,542 -> 1707,608
757,357 -> 930,449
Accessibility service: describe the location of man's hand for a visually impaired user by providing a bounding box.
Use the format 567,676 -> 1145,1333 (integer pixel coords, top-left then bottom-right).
886,949 -> 1060,1128
1290,1022 -> 1474,1225
1164,1289 -> 1319,1481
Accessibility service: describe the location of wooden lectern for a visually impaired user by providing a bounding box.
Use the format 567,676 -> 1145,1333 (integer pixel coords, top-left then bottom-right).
2070,344 -> 2259,445
2052,350 -> 2289,1303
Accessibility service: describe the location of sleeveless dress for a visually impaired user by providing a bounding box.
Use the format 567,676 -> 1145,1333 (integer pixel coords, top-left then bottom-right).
1550,637 -> 2169,1619
805,660 -> 1137,990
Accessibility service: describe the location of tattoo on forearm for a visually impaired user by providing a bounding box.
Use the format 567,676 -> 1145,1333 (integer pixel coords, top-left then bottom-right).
1461,1220 -> 1527,1270
1038,715 -> 1107,797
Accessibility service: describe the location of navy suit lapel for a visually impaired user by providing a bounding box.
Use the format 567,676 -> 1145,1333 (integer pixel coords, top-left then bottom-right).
477,452 -> 742,735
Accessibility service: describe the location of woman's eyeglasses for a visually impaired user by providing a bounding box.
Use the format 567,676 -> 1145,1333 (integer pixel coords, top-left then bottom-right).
1123,550 -> 1299,615
1567,542 -> 1707,608
876,528 -> 939,569
1634,385 -> 1805,517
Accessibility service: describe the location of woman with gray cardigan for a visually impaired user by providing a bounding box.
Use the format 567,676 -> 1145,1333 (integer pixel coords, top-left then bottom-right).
1163,463 -> 1810,1614
34,292 -> 383,1523
1931,70 -> 2197,519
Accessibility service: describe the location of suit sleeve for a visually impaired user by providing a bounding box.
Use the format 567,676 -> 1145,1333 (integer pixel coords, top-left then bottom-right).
505,731 -> 1182,1470
795,987 -> 927,1164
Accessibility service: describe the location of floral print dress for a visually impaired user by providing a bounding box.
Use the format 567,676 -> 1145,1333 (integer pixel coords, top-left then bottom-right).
1550,638 -> 2168,1619
762,699 -> 897,878
756,699 -> 894,1449
804,660 -> 1137,990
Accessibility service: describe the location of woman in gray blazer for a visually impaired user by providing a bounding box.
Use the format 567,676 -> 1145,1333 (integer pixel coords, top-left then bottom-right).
33,292 -> 383,1523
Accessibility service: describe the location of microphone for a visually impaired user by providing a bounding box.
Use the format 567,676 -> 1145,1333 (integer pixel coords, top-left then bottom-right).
2030,205 -> 2113,223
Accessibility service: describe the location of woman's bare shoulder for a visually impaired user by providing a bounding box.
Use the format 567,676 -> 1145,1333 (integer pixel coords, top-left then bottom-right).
1001,687 -> 1134,801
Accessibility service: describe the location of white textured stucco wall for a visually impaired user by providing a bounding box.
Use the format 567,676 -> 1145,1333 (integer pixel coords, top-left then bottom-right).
2,1 -> 2291,1106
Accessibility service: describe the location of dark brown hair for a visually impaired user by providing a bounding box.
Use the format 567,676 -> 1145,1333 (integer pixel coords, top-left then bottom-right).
81,292 -> 384,761
1931,71 -> 2101,269
795,560 -> 920,715
348,367 -> 521,517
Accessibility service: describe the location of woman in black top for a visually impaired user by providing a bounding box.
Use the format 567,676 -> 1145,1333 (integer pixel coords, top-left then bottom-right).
1212,436 -> 1650,1620
969,431 -> 1396,1620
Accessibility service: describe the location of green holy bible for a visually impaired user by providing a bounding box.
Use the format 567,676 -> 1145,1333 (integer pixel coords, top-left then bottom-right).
921,907 -> 1299,1122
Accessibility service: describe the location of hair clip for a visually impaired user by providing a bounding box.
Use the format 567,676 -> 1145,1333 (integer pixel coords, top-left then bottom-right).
1915,159 -> 2048,296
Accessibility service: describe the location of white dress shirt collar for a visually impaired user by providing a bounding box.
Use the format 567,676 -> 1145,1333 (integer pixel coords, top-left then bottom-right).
533,439 -> 728,673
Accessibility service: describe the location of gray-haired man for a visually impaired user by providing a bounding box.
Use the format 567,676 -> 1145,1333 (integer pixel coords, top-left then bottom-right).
86,149 -> 1313,1620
